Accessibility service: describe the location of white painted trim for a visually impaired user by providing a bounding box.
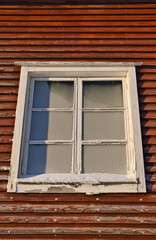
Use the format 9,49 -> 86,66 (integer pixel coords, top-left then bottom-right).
16,183 -> 138,194
77,78 -> 82,174
7,66 -> 29,192
7,62 -> 146,193
73,79 -> 78,174
15,61 -> 143,67
32,108 -> 73,112
82,140 -> 127,144
32,77 -> 76,81
21,78 -> 35,176
122,74 -> 130,179
16,173 -> 138,194
29,140 -> 74,144
128,67 -> 146,192
82,108 -> 125,111
17,173 -> 136,183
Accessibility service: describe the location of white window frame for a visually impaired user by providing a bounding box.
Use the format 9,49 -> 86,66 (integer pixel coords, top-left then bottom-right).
7,61 -> 146,194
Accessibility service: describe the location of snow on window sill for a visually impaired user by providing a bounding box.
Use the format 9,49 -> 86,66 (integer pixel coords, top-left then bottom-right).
17,173 -> 137,184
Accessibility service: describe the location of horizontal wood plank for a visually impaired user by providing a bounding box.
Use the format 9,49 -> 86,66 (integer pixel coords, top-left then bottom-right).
0,193 -> 155,202
2,39 -> 156,46
0,225 -> 156,235
2,27 -> 156,34
2,46 -> 156,52
0,235 -> 154,240
1,213 -> 156,224
2,21 -> 156,27
0,203 -> 156,213
2,9 -> 156,15
1,15 -> 156,21
1,4 -> 156,9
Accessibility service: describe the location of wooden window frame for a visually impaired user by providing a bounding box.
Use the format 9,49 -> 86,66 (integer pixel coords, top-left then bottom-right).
7,61 -> 146,194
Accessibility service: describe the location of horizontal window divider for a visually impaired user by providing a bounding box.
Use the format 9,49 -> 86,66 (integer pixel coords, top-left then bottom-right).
29,140 -> 73,145
82,139 -> 127,145
82,108 -> 125,112
32,108 -> 74,112
32,77 -> 76,81
80,77 -> 124,81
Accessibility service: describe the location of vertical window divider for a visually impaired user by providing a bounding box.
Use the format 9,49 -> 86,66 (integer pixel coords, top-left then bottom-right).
72,78 -> 78,173
77,78 -> 82,174
122,77 -> 129,174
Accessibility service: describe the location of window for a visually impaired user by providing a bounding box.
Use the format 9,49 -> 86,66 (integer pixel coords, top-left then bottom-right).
7,62 -> 146,194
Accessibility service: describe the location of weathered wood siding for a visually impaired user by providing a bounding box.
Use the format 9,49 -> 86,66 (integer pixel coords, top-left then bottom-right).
0,4 -> 156,239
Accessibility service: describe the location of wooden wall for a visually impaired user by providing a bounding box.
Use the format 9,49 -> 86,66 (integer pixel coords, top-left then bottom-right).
0,4 -> 156,239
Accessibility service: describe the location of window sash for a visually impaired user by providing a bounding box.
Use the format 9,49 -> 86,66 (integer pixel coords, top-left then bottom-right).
21,77 -> 127,176
21,78 -> 77,175
78,77 -> 127,174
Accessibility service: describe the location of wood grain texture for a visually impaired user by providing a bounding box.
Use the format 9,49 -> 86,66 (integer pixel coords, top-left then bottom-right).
0,3 -> 156,239
0,202 -> 156,213
0,236 -> 155,240
0,213 -> 156,224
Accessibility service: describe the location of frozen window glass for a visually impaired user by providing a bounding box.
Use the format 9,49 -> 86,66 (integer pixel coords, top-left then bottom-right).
82,111 -> 125,140
33,81 -> 74,108
82,145 -> 126,174
30,112 -> 73,140
83,81 -> 123,108
27,145 -> 72,174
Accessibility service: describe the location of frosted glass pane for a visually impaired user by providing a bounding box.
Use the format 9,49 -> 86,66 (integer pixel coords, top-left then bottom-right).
83,112 -> 125,140
30,112 -> 73,140
27,144 -> 72,174
82,145 -> 126,174
83,81 -> 123,108
33,81 -> 74,108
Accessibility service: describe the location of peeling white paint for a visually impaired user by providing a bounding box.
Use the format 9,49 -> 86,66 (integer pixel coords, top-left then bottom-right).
15,61 -> 143,67
16,181 -> 138,194
0,167 -> 10,171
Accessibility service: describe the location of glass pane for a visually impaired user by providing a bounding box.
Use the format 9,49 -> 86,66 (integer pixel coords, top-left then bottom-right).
27,144 -> 72,174
82,144 -> 126,174
83,112 -> 125,140
33,81 -> 74,108
30,112 -> 73,140
83,81 -> 123,108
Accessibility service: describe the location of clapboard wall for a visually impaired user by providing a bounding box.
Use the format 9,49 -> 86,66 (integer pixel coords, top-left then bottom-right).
0,3 -> 156,239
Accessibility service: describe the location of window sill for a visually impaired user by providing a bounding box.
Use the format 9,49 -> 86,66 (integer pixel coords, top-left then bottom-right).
13,173 -> 139,194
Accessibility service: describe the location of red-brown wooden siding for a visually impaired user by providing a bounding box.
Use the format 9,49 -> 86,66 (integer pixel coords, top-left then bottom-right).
0,4 -> 156,240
